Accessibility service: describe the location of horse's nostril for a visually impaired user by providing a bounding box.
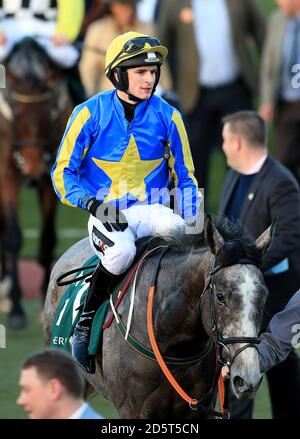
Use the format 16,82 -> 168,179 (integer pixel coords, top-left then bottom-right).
233,375 -> 245,389
233,376 -> 255,398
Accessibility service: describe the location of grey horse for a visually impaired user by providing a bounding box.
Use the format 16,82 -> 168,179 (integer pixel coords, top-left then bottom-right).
44,215 -> 271,419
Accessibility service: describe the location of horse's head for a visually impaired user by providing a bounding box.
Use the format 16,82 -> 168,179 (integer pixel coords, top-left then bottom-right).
201,216 -> 271,400
4,38 -> 69,181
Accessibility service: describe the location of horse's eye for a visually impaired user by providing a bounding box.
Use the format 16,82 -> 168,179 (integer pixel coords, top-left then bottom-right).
216,293 -> 225,304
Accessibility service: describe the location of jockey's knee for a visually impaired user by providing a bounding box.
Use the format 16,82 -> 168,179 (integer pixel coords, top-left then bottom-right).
148,205 -> 185,236
101,241 -> 136,275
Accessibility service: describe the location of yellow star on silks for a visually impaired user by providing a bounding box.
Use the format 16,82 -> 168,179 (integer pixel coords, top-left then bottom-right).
92,135 -> 164,203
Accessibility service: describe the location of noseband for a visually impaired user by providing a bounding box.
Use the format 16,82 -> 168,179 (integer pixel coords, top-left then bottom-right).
5,87 -> 58,170
201,255 -> 261,369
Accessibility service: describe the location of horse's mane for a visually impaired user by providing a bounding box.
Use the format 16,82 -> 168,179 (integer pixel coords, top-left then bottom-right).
163,215 -> 262,266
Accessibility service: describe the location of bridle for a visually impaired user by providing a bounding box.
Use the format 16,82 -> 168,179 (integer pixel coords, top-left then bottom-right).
10,90 -> 51,104
5,87 -> 58,172
201,256 -> 261,370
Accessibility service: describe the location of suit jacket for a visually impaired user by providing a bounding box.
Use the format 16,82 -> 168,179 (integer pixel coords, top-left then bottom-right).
157,0 -> 266,113
219,156 -> 300,322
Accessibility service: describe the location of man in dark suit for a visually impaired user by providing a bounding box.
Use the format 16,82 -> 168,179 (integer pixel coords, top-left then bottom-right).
219,110 -> 300,419
157,0 -> 266,191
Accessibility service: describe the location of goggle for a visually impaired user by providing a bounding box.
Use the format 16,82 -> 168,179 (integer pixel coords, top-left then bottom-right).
107,36 -> 161,72
122,36 -> 161,54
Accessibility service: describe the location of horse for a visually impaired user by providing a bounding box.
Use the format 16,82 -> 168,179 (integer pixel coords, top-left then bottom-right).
0,37 -> 73,329
44,215 -> 271,419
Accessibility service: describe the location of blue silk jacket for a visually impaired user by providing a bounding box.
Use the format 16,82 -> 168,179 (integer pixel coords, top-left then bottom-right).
51,90 -> 201,219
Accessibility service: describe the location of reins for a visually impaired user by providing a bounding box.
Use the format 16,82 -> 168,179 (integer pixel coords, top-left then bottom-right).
146,246 -> 230,418
146,246 -> 198,409
56,265 -> 98,286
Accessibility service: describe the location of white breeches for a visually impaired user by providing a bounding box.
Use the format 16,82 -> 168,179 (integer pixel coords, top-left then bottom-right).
88,204 -> 185,275
0,18 -> 79,68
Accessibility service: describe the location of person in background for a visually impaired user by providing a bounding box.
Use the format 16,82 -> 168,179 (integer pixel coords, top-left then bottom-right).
78,0 -> 107,42
219,110 -> 300,419
259,0 -> 300,184
17,348 -> 104,419
0,0 -> 84,68
157,0 -> 265,193
0,0 -> 86,105
136,0 -> 160,24
79,0 -> 171,98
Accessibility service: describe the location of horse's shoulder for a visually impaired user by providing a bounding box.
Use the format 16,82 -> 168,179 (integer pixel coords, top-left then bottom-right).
51,237 -> 92,279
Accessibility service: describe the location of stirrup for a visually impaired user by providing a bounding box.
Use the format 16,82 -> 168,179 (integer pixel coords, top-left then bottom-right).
72,310 -> 96,374
72,324 -> 96,374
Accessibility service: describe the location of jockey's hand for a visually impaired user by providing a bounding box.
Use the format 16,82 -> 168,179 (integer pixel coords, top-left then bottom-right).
221,366 -> 230,380
52,34 -> 71,46
87,197 -> 128,232
0,31 -> 7,46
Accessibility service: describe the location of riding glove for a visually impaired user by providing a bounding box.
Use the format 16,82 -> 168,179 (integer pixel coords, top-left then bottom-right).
86,197 -> 128,232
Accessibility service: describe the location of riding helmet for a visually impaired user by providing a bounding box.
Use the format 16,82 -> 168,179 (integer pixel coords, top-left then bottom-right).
105,31 -> 168,99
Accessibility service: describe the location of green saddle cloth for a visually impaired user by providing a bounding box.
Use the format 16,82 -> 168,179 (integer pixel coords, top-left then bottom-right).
50,236 -> 158,356
50,255 -> 109,356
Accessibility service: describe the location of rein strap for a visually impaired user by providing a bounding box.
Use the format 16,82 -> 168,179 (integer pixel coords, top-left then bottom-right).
147,246 -> 198,408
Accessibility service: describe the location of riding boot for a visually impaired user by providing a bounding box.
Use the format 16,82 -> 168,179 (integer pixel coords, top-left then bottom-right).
72,264 -> 117,374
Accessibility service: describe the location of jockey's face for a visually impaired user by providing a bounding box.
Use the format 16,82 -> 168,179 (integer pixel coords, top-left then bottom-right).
126,65 -> 158,102
17,366 -> 59,419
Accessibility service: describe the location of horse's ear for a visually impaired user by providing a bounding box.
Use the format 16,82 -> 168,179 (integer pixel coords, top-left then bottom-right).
204,214 -> 224,255
255,220 -> 275,254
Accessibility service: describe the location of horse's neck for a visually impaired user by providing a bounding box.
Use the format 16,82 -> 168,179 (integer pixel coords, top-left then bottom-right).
153,249 -> 211,347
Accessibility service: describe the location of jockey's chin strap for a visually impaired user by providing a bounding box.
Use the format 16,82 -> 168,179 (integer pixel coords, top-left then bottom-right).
147,246 -> 230,419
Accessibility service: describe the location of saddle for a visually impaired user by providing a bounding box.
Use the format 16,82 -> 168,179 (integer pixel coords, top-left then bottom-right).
91,236 -> 163,308
50,236 -> 164,353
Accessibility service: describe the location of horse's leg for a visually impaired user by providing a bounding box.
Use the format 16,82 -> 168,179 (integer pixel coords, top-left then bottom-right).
37,176 -> 57,302
1,171 -> 26,329
0,189 -> 6,279
0,190 -> 11,303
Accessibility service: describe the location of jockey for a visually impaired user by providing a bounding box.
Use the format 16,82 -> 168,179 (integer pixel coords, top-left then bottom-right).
51,31 -> 202,373
0,0 -> 84,68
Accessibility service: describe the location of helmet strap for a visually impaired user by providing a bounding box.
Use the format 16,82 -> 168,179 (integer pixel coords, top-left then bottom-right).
110,66 -> 161,103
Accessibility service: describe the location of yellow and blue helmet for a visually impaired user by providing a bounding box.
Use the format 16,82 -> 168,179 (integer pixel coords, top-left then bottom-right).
105,31 -> 168,99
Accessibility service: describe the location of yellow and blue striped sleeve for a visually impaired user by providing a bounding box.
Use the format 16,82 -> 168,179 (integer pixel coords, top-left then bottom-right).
168,110 -> 202,219
51,105 -> 92,208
